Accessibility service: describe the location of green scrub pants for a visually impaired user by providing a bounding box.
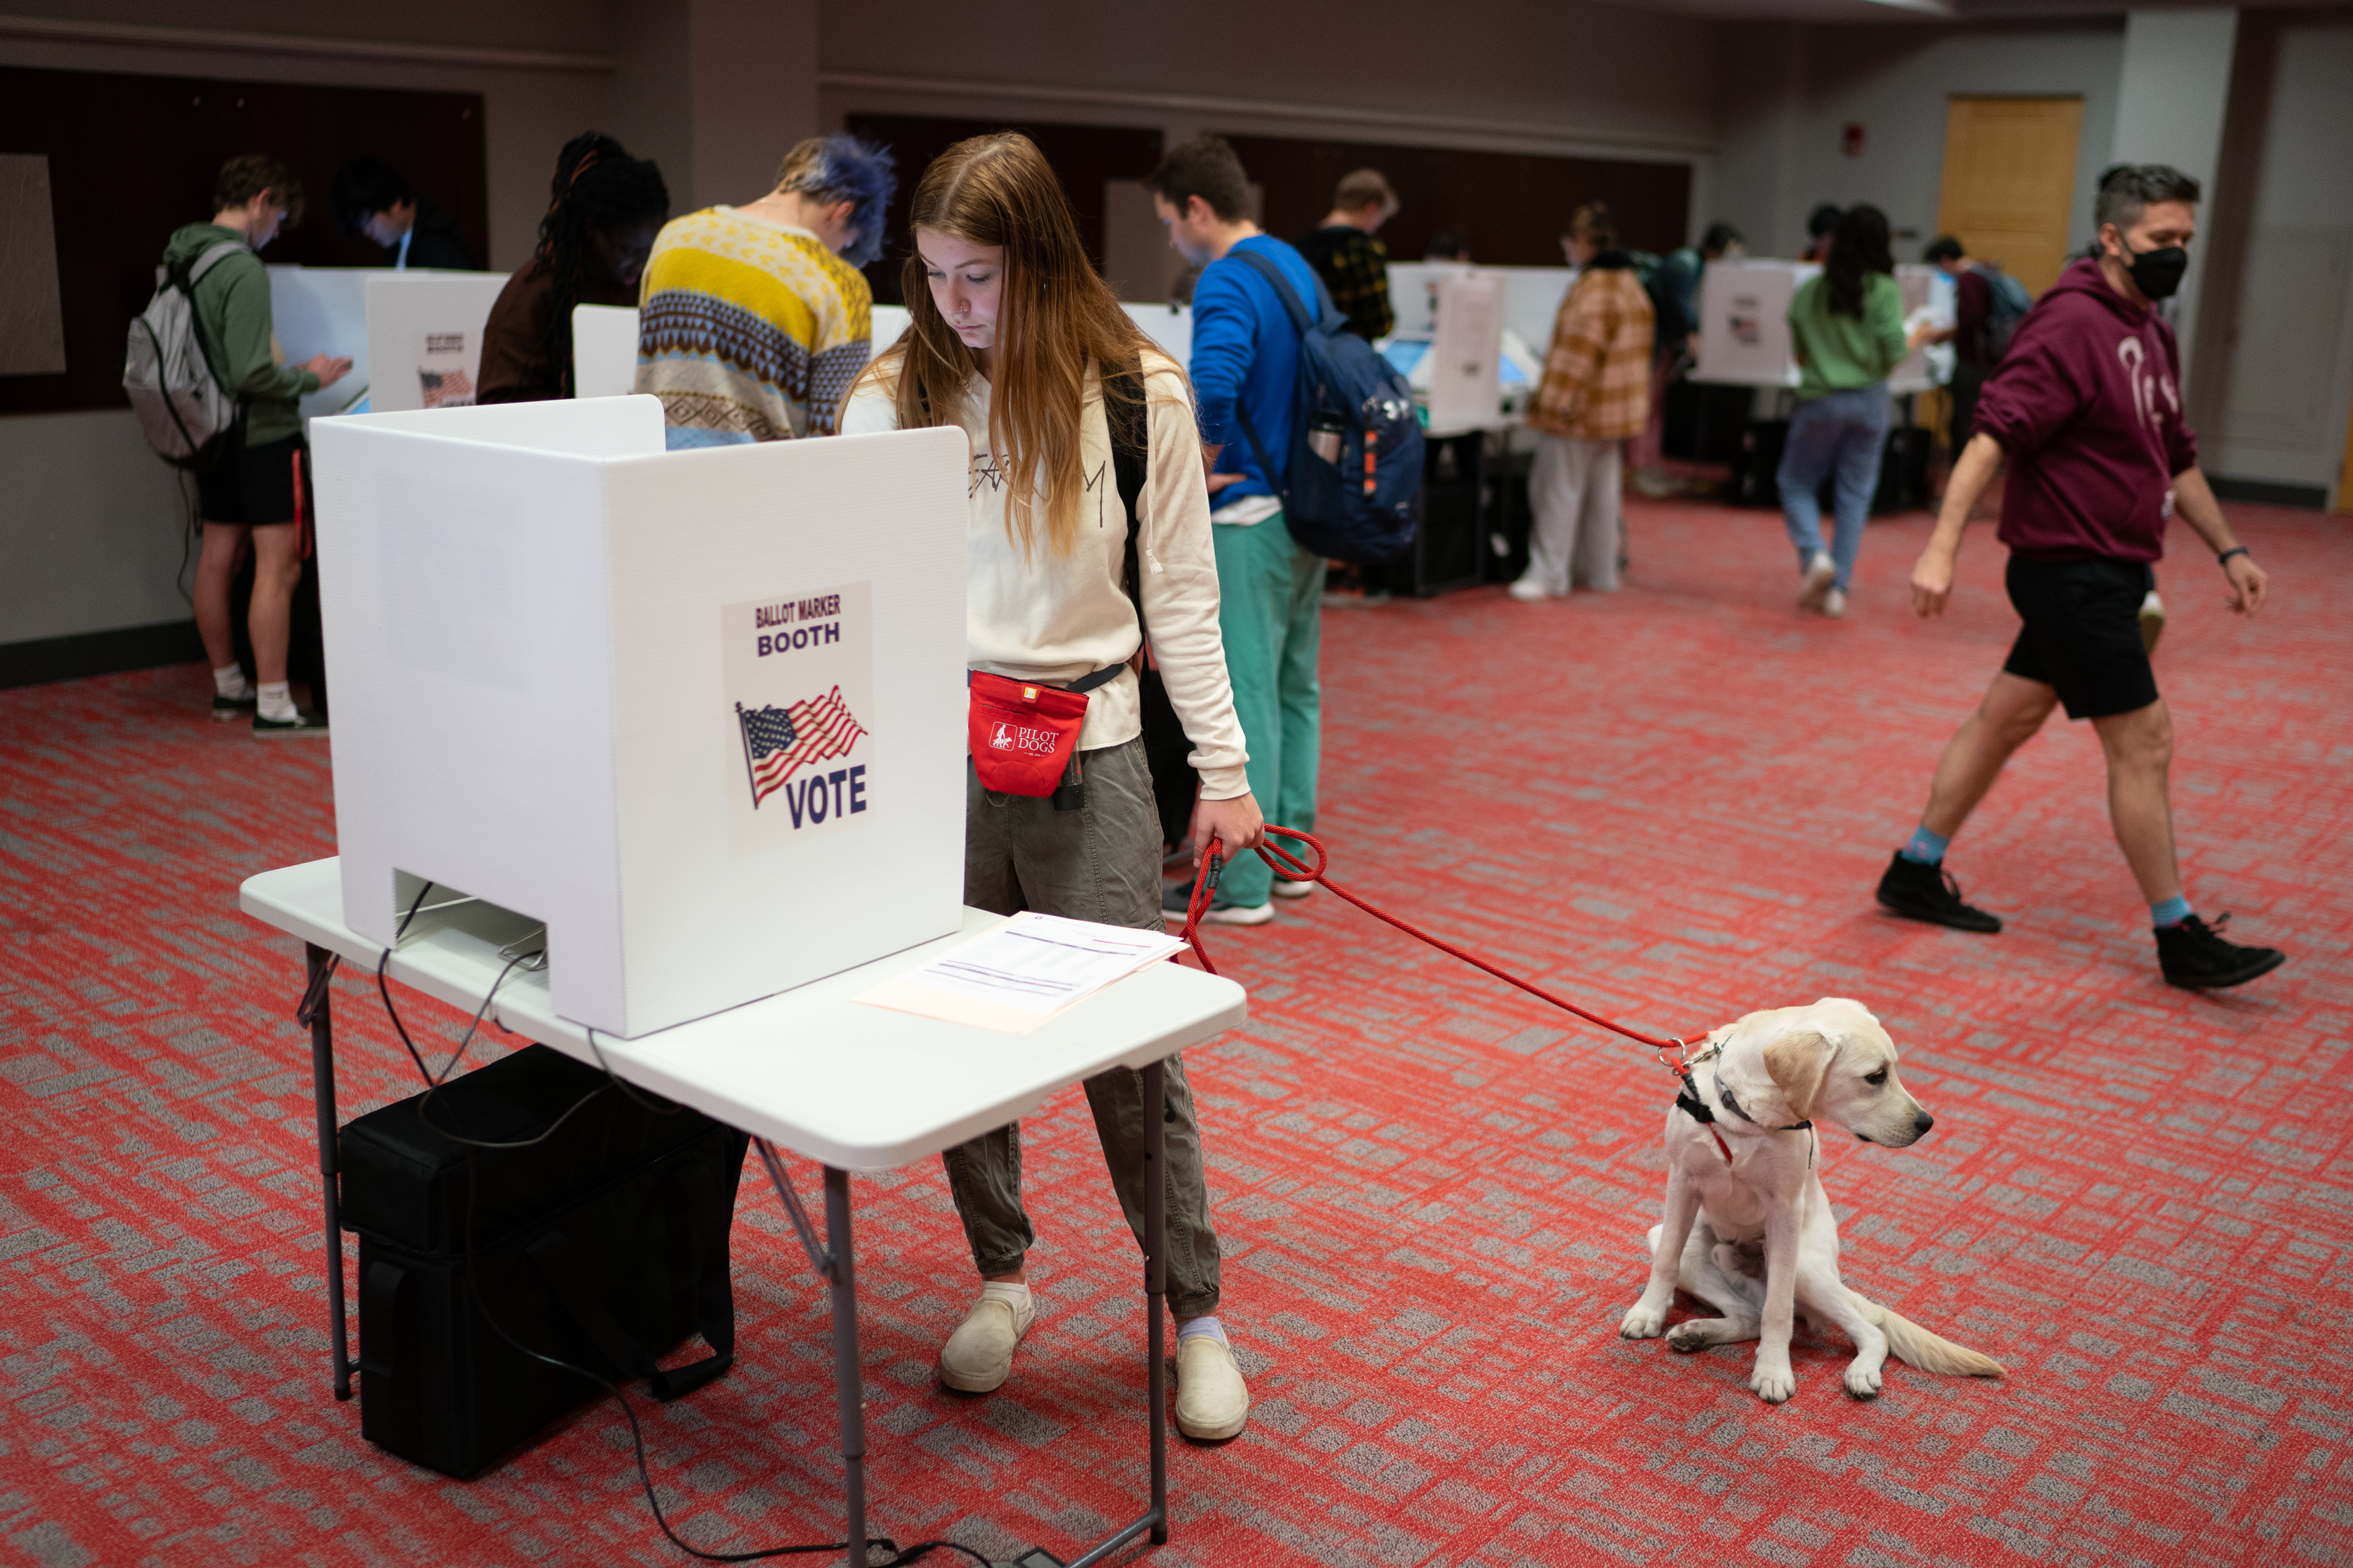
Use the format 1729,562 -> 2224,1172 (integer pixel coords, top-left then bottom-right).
1210,513 -> 1324,907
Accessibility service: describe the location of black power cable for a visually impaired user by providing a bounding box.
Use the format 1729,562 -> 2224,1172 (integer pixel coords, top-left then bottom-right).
358,881 -> 992,1567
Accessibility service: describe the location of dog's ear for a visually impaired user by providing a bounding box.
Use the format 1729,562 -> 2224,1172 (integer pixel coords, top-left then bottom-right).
1761,1030 -> 1836,1122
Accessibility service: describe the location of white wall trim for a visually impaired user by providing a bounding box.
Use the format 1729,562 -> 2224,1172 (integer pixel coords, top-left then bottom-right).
818,71 -> 1718,159
0,13 -> 611,74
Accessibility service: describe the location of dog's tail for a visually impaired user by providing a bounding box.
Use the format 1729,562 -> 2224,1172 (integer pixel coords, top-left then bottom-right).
1857,1294 -> 2005,1378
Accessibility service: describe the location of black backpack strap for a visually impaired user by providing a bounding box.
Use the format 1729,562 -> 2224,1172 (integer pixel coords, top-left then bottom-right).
1104,352 -> 1149,641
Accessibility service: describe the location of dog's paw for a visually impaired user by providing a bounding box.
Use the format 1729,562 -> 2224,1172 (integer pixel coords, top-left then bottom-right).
1750,1361 -> 1797,1403
1620,1300 -> 1668,1339
1666,1321 -> 1712,1354
1843,1360 -> 1884,1399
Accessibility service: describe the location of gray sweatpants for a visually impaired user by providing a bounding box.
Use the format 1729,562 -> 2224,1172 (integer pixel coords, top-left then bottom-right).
946,736 -> 1224,1319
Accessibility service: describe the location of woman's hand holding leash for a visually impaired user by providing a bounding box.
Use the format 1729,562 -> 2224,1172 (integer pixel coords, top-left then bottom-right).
1195,791 -> 1265,856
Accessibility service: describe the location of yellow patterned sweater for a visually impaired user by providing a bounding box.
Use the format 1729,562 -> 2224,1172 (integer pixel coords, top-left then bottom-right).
633,207 -> 873,445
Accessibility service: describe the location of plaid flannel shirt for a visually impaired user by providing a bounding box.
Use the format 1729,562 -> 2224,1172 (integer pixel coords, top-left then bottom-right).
1526,262 -> 1655,442
1298,226 -> 1395,341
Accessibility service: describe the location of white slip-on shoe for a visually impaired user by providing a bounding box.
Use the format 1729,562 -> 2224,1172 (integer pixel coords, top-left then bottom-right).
940,1286 -> 1034,1393
1174,1336 -> 1250,1440
1269,878 -> 1313,901
2139,589 -> 2165,653
1822,586 -> 1848,619
1506,577 -> 1552,603
1798,551 -> 1836,612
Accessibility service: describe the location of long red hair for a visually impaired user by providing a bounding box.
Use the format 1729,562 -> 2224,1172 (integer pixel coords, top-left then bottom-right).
854,132 -> 1175,559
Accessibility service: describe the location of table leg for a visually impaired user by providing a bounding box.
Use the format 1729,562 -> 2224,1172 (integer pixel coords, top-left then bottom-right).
303,942 -> 352,1401
824,1167 -> 868,1568
1144,1055 -> 1169,1544
1066,1057 -> 1172,1568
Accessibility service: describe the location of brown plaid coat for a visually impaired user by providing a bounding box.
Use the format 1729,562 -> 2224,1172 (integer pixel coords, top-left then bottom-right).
1525,261 -> 1655,442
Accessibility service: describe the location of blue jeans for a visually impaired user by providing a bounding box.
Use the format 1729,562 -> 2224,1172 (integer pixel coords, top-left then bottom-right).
1778,384 -> 1890,592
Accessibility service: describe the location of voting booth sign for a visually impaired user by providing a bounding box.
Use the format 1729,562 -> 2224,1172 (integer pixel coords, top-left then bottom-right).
308,395 -> 969,1037
364,272 -> 512,413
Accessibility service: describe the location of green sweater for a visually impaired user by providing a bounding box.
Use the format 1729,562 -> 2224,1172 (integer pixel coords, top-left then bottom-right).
1788,272 -> 1907,401
163,224 -> 319,446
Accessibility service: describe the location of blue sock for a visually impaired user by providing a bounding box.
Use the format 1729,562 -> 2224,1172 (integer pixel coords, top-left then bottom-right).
2151,895 -> 2190,929
1899,825 -> 1950,866
1175,1315 -> 1227,1346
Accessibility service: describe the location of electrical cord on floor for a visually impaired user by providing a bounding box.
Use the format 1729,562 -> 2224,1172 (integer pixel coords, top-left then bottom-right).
358,884 -> 992,1566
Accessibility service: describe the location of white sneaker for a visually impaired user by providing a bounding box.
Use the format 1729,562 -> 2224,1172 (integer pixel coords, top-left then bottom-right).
1269,878 -> 1313,901
1823,586 -> 1848,619
1174,1336 -> 1250,1440
1506,577 -> 1553,603
1798,551 -> 1836,612
2139,589 -> 2165,653
940,1284 -> 1034,1393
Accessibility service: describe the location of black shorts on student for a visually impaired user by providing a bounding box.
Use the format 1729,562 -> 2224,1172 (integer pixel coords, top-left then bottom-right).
2001,553 -> 2159,720
196,431 -> 305,527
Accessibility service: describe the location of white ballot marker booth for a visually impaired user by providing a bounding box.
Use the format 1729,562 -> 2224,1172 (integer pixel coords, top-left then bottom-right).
270,265 -> 395,422
364,272 -> 512,412
1693,259 -> 1937,395
308,395 -> 968,1037
1427,271 -> 1506,433
245,393 -> 1238,1565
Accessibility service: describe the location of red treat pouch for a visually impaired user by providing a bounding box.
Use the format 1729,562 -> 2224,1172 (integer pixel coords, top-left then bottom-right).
968,672 -> 1088,796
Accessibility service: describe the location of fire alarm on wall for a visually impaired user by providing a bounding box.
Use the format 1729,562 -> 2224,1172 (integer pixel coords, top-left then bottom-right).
1842,123 -> 1866,157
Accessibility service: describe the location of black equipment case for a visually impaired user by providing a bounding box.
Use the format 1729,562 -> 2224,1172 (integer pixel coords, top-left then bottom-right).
340,1044 -> 749,1479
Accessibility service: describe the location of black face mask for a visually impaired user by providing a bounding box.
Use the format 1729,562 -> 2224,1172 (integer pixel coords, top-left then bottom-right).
2122,240 -> 2190,302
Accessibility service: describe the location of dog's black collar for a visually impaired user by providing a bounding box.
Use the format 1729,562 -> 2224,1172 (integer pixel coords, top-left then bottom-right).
1675,1083 -> 1718,1124
1716,1079 -> 1812,1134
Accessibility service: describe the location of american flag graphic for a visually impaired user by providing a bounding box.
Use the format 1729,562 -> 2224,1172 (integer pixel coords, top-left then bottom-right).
737,690 -> 867,808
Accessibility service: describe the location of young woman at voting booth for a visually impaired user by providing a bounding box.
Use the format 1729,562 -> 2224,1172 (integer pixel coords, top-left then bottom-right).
842,132 -> 1262,1442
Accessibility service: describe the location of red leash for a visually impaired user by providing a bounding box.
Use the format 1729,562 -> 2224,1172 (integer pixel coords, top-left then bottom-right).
1179,825 -> 1718,1074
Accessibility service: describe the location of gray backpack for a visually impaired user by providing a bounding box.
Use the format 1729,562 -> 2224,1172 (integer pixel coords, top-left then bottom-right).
122,240 -> 246,467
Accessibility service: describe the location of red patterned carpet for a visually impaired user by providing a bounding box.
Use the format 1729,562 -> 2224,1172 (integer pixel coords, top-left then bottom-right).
5,498 -> 2350,1568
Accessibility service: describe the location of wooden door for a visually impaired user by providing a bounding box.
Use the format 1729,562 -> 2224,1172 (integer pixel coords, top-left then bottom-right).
1936,97 -> 2084,297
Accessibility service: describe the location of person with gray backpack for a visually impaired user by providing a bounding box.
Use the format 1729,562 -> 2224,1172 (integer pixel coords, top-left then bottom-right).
139,154 -> 349,734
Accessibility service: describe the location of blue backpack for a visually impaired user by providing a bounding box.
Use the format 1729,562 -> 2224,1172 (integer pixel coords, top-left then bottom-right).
1224,249 -> 1425,566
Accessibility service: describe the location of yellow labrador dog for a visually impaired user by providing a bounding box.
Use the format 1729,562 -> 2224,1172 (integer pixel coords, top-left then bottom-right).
1618,998 -> 2003,1403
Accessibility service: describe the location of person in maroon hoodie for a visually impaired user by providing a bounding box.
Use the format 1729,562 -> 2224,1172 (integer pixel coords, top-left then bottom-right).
1874,165 -> 2284,990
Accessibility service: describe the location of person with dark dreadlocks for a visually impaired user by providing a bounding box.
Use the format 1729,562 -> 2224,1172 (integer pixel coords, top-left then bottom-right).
477,132 -> 670,405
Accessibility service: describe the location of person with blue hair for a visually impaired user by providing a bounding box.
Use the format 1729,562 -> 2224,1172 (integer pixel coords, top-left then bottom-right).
635,134 -> 895,445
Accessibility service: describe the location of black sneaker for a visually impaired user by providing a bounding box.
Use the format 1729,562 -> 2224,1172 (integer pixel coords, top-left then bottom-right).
1161,884 -> 1274,926
212,692 -> 257,720
253,710 -> 330,740
1875,852 -> 2002,933
2156,913 -> 2284,989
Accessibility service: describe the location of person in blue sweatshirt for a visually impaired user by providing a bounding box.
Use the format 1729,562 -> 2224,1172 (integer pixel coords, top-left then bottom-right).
1146,136 -> 1324,926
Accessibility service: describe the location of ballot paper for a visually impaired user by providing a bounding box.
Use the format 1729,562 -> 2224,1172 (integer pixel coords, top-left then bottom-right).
855,912 -> 1185,1033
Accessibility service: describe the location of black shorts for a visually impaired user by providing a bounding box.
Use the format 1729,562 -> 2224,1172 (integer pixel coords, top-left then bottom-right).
2001,554 -> 2160,720
197,431 -> 304,526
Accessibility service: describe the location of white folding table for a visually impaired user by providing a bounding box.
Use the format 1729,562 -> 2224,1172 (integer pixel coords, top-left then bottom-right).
239,857 -> 1247,1567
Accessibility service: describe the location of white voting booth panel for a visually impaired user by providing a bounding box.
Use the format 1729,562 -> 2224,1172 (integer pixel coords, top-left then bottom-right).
1388,263 -> 1573,352
1121,302 -> 1191,366
270,265 -> 398,423
872,304 -> 912,352
308,395 -> 970,1038
1695,259 -> 1938,395
364,272 -> 512,413
1427,272 -> 1505,429
571,304 -> 640,399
